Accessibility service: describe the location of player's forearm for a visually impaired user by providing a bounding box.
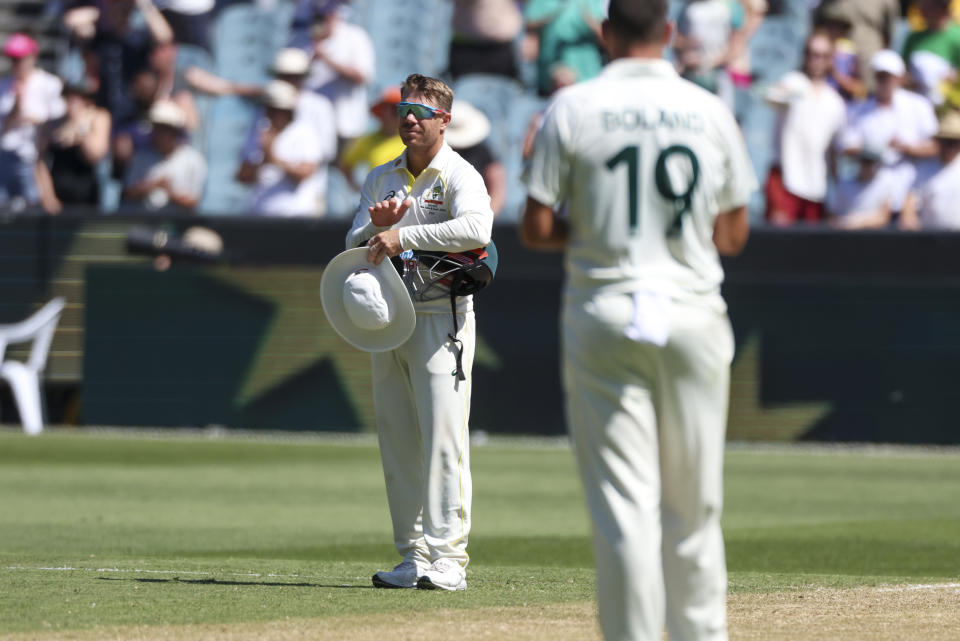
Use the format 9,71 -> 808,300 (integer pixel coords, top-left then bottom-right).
345,218 -> 388,249
713,205 -> 749,256
521,197 -> 568,251
398,212 -> 492,252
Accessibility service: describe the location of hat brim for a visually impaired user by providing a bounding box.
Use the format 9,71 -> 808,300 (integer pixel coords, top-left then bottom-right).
445,116 -> 491,149
320,248 -> 416,352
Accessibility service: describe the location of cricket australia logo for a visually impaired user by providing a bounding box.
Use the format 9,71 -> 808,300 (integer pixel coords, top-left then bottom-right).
422,184 -> 445,215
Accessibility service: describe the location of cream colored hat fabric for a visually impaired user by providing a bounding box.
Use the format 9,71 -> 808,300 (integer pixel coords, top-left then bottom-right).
321,248 -> 415,352
263,80 -> 299,111
148,100 -> 187,129
445,100 -> 491,149
935,109 -> 960,141
272,47 -> 310,75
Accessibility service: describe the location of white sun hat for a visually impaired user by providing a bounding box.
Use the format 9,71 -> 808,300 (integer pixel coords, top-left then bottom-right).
444,100 -> 491,150
148,99 -> 187,129
263,79 -> 299,111
272,47 -> 310,76
320,248 -> 416,352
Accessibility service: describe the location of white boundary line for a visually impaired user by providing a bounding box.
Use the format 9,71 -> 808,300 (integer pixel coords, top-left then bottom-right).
875,582 -> 960,592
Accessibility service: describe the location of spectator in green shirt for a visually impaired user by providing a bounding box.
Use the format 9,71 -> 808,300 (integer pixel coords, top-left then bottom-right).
902,0 -> 960,107
523,0 -> 606,97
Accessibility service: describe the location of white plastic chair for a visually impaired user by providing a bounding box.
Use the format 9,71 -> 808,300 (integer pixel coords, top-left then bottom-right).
0,297 -> 66,435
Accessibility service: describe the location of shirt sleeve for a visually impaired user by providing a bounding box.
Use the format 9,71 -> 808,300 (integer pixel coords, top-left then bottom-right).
917,97 -> 939,139
714,105 -> 758,213
344,168 -> 389,249
521,94 -> 572,209
352,28 -> 376,83
183,149 -> 207,198
399,162 -> 493,252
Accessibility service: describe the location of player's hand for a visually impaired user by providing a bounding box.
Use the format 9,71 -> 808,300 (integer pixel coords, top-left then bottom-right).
366,229 -> 402,265
369,196 -> 412,227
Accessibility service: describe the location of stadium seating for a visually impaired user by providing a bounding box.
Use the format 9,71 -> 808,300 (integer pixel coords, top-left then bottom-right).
452,74 -> 545,221
0,297 -> 66,435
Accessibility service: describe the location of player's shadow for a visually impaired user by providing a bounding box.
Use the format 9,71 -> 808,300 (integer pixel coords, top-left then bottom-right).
96,577 -> 372,589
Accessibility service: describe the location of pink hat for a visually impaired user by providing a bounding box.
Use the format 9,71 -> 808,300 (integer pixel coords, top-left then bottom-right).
3,34 -> 38,59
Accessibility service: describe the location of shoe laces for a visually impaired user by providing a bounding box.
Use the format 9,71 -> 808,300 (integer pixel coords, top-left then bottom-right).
394,559 -> 418,572
431,558 -> 461,573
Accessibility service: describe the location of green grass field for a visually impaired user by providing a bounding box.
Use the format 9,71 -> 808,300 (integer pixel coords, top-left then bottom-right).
1,429 -> 959,638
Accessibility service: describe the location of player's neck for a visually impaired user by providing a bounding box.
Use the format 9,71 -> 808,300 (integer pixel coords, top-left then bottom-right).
406,141 -> 442,177
608,42 -> 665,62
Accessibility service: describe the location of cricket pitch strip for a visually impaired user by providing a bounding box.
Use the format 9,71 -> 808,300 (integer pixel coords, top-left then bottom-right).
1,583 -> 958,641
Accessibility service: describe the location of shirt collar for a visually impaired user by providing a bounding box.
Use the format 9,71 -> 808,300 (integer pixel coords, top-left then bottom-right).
394,141 -> 452,174
601,57 -> 678,80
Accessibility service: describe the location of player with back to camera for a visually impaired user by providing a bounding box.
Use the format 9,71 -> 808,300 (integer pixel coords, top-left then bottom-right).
521,0 -> 756,639
345,74 -> 494,591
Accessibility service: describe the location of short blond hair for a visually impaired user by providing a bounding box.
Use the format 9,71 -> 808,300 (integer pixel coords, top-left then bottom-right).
401,74 -> 453,112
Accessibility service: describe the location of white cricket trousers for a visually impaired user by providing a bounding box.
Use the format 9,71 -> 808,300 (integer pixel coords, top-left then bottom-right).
371,311 -> 474,568
563,292 -> 734,641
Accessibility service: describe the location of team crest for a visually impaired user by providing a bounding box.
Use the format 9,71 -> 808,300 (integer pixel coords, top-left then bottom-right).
422,184 -> 445,214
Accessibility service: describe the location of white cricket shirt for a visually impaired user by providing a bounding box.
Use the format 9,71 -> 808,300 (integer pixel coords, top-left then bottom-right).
523,58 -> 757,308
346,141 -> 494,313
767,71 -> 845,202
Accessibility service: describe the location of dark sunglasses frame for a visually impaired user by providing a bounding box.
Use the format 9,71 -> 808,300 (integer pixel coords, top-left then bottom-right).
396,101 -> 449,120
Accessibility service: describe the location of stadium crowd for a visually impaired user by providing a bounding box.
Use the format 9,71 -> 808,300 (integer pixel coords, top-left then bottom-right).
0,0 -> 959,229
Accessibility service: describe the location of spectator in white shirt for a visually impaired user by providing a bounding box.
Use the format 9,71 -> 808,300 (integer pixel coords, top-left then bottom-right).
304,5 -> 375,149
0,33 -> 66,211
236,80 -> 327,217
826,145 -> 896,229
122,100 -> 207,213
900,108 -> 960,230
841,49 -> 939,215
764,31 -> 846,225
269,47 -> 338,159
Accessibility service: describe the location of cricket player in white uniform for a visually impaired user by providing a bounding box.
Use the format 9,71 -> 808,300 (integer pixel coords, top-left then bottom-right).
346,74 -> 494,591
521,1 -> 756,639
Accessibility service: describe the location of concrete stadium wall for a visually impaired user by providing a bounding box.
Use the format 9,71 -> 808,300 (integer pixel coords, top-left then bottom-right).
1,214 -> 959,443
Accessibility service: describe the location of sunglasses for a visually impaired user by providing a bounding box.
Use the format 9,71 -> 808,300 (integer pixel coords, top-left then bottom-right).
396,101 -> 448,120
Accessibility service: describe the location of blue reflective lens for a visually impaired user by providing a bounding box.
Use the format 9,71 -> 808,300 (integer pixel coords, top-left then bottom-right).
396,102 -> 447,120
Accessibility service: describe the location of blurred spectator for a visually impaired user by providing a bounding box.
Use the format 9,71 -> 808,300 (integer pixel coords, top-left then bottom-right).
901,0 -> 960,108
445,100 -> 506,217
339,86 -> 405,191
236,81 -> 328,217
304,5 -> 375,149
0,34 -> 66,212
154,0 -> 215,51
121,99 -> 206,212
764,32 -> 846,225
111,67 -> 162,180
287,0 -> 341,49
900,108 -> 960,229
448,0 -> 523,81
826,145 -> 895,229
816,0 -> 900,94
815,2 -> 866,102
523,0 -> 606,97
674,0 -> 757,109
36,83 -> 111,213
906,0 -> 960,29
270,48 -> 337,147
726,0 -> 767,98
63,0 -> 174,126
147,42 -> 199,132
841,50 -> 938,215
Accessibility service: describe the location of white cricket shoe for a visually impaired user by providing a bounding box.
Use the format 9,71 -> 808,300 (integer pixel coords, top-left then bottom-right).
372,559 -> 421,589
416,558 -> 467,591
